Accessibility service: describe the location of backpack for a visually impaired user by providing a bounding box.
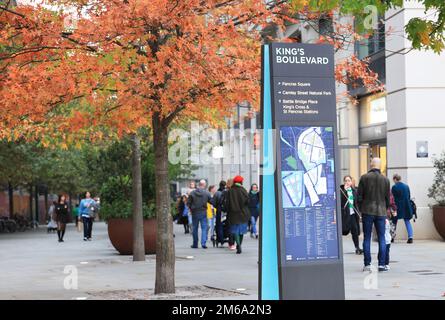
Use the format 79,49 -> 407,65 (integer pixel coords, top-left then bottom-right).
88,202 -> 99,218
410,199 -> 418,222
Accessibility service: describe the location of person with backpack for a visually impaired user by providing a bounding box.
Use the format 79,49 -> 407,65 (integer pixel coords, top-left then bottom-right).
79,191 -> 97,241
391,174 -> 414,243
340,175 -> 363,255
187,179 -> 212,249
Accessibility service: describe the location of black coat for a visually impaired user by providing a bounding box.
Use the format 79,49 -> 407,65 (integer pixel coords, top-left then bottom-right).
357,169 -> 390,217
340,185 -> 360,236
55,202 -> 69,223
227,185 -> 250,225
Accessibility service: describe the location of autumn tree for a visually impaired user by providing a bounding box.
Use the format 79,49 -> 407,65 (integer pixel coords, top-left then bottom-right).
0,0 -> 382,293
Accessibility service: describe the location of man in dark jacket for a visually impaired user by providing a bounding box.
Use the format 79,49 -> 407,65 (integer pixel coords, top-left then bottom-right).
357,158 -> 390,272
187,179 -> 212,249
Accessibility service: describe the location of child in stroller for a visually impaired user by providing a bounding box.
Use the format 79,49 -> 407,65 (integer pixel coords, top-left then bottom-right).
47,201 -> 58,233
212,215 -> 231,247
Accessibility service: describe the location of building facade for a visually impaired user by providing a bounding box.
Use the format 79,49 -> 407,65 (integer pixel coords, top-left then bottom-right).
337,2 -> 445,240
186,2 -> 445,240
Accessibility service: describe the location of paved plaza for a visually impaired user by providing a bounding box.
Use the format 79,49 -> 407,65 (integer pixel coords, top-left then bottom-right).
0,222 -> 444,300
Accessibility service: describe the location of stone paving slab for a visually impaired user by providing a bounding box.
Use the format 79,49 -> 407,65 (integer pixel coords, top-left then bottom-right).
0,222 -> 444,300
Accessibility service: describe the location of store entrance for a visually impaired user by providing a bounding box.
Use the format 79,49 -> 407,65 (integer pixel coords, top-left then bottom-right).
359,142 -> 387,177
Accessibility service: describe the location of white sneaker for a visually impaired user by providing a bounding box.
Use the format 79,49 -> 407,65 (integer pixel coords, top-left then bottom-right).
363,265 -> 372,272
385,265 -> 390,270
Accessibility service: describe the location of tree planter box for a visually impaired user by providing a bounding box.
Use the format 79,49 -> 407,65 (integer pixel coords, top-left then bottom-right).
107,218 -> 156,255
432,206 -> 445,241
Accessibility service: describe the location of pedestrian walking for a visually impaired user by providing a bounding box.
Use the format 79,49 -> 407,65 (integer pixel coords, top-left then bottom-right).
227,175 -> 250,254
207,185 -> 217,242
248,183 -> 260,239
213,180 -> 226,246
187,181 -> 196,230
178,195 -> 190,234
187,179 -> 212,249
72,203 -> 79,228
47,201 -> 58,233
340,175 -> 363,255
357,158 -> 391,272
391,174 -> 414,243
55,195 -> 69,242
79,191 -> 97,241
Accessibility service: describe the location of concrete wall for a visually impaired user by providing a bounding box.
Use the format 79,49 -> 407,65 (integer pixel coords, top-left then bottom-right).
386,2 -> 445,240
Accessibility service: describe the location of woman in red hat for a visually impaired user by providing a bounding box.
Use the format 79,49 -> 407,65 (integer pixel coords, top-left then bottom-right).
227,175 -> 251,254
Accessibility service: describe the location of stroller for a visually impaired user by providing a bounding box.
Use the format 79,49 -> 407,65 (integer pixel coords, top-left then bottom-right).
212,215 -> 231,248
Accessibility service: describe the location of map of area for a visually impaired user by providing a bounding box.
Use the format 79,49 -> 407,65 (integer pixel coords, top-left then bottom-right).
280,126 -> 339,263
280,126 -> 336,209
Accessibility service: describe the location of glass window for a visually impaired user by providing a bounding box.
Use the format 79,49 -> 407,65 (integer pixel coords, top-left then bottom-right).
355,17 -> 385,59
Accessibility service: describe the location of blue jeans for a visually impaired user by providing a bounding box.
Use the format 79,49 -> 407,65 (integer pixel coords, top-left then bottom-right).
362,214 -> 386,267
82,216 -> 93,239
208,217 -> 215,239
393,218 -> 414,239
192,213 -> 208,247
250,216 -> 258,235
385,244 -> 391,266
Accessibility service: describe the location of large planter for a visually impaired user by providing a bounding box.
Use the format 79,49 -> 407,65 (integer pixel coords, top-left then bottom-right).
432,206 -> 445,241
107,218 -> 156,255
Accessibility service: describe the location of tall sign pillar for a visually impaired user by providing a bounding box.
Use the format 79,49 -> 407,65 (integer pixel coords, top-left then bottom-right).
259,43 -> 345,300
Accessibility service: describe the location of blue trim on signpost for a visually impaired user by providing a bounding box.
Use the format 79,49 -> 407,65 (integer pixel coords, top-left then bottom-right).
260,45 -> 279,300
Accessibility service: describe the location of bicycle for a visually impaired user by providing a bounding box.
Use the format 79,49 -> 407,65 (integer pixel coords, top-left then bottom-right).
0,217 -> 17,233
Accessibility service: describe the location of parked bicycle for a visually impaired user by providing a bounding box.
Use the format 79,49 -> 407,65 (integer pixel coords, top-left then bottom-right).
0,217 -> 17,233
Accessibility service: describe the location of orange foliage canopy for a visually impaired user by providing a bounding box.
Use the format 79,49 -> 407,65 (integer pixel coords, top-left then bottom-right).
0,0 -> 382,144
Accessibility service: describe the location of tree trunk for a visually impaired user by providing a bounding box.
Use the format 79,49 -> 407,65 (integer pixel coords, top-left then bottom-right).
152,113 -> 175,294
35,185 -> 39,223
44,189 -> 48,221
131,133 -> 145,262
8,181 -> 14,219
29,185 -> 33,220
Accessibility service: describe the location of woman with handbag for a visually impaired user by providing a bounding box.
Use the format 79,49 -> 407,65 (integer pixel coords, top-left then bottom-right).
340,175 -> 363,255
79,191 -> 97,241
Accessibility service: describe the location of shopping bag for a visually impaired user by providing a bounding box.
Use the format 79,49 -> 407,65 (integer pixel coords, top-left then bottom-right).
77,220 -> 83,232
